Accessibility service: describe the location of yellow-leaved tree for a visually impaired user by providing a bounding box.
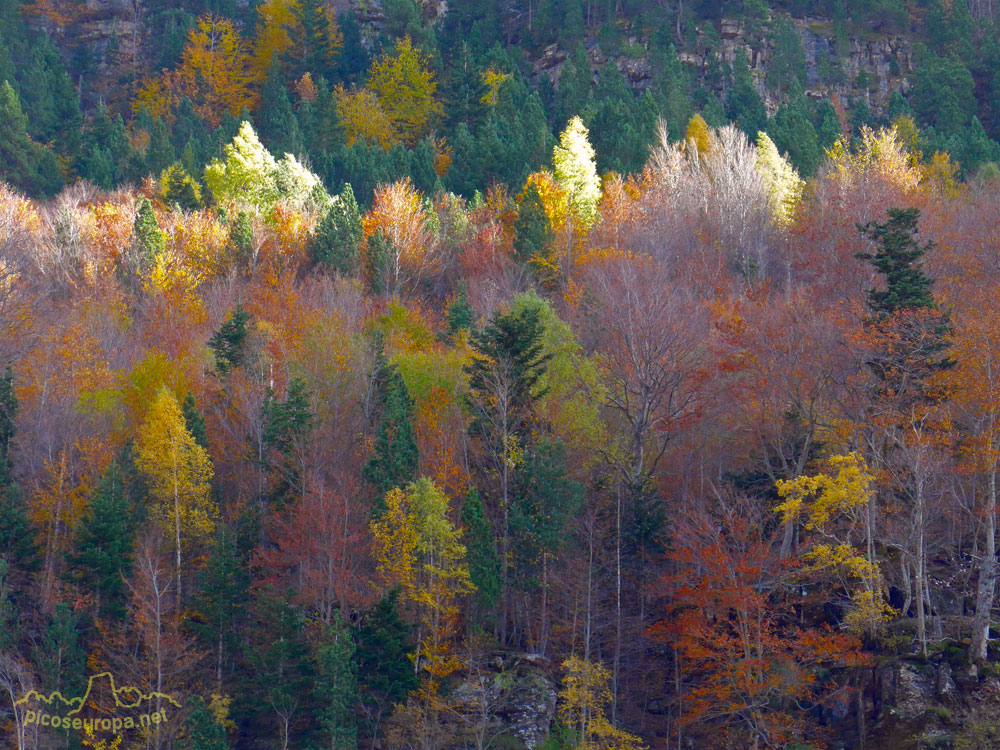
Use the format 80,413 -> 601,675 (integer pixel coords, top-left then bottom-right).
553,116 -> 601,229
558,656 -> 646,750
372,477 -> 474,748
136,386 -> 216,610
140,14 -> 257,127
252,0 -> 298,77
776,452 -> 895,638
334,85 -> 399,150
755,131 -> 803,226
684,112 -> 713,156
366,35 -> 443,147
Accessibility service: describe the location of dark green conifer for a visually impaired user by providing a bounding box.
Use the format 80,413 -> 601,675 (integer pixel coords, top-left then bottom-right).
354,590 -> 417,740
446,284 -> 474,336
229,211 -> 254,267
362,365 -> 418,509
209,304 -> 251,375
314,610 -> 358,750
513,182 -> 552,264
64,461 -> 134,621
462,488 -> 500,611
310,184 -> 363,274
134,198 -> 165,266
184,695 -> 230,750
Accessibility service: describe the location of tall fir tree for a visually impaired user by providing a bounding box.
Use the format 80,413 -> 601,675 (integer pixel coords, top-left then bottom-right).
310,184 -> 363,274
229,211 -> 255,267
258,59 -> 304,157
0,80 -> 60,196
0,368 -> 37,586
857,208 -> 938,316
513,182 -> 553,263
64,460 -> 134,622
461,488 -> 500,613
33,602 -> 86,697
362,362 -> 419,510
184,695 -> 231,750
262,378 -> 313,507
189,526 -> 250,692
446,283 -> 474,336
209,304 -> 251,375
241,592 -> 316,749
134,197 -> 166,267
183,392 -> 209,450
856,207 -> 953,404
146,117 -> 176,176
314,610 -> 359,750
727,53 -> 767,139
354,590 -> 417,742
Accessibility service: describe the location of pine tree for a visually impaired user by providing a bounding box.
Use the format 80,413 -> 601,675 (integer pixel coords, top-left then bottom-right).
465,304 -> 550,639
768,17 -> 806,94
262,377 -> 313,507
857,208 -> 938,316
446,284 -> 474,336
288,0 -> 341,81
336,11 -> 368,82
0,558 -> 21,653
184,695 -> 231,750
556,46 -> 592,129
314,610 -> 358,750
243,592 -> 316,750
363,365 -> 419,509
461,488 -> 500,613
513,181 -> 553,263
64,460 -> 134,621
189,527 -> 250,692
161,162 -> 203,210
0,80 -> 60,196
769,83 -> 822,176
354,590 -> 417,740
147,117 -> 176,176
655,44 -> 692,141
229,211 -> 254,267
511,438 -> 581,595
209,304 -> 251,375
310,184 -> 363,274
727,53 -> 767,139
856,207 -> 953,404
183,393 -> 209,450
467,304 -> 551,451
0,368 -> 36,583
258,59 -> 303,157
34,602 -> 86,696
134,197 -> 166,267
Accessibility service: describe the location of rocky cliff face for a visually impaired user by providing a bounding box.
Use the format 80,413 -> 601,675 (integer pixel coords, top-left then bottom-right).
533,14 -> 913,119
444,653 -> 558,750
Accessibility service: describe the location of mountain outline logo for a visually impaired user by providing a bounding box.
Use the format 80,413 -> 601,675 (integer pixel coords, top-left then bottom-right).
15,672 -> 180,736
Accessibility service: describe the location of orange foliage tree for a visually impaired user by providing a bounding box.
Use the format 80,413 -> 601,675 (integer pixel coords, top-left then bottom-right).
362,178 -> 440,296
137,15 -> 256,126
652,500 -> 870,750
